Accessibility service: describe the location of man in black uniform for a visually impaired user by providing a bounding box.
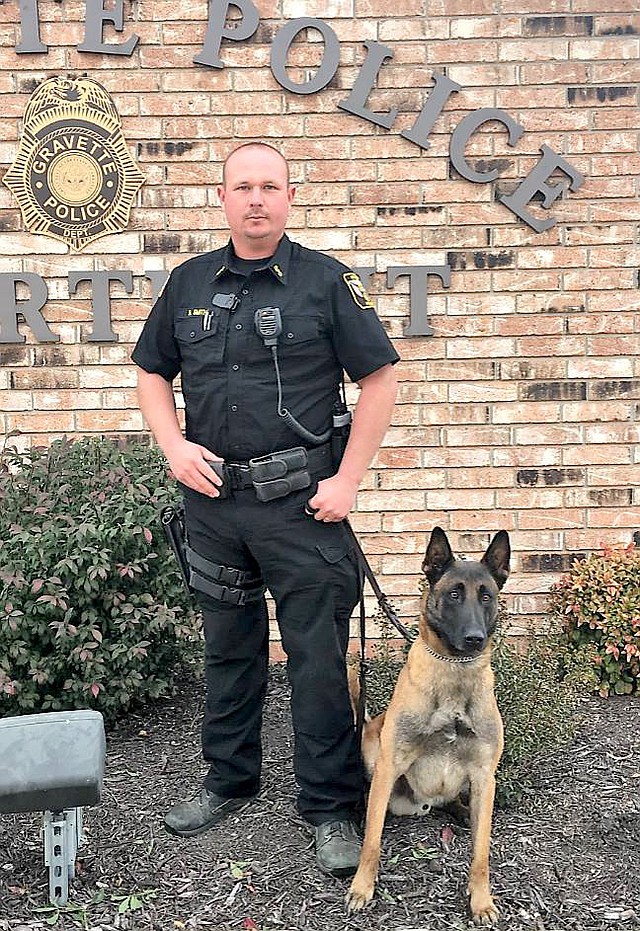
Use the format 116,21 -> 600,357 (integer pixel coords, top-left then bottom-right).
132,142 -> 399,878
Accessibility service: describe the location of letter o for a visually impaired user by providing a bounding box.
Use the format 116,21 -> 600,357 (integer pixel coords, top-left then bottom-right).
270,18 -> 340,95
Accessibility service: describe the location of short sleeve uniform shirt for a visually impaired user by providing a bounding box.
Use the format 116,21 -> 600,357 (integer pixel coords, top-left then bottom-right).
132,235 -> 399,461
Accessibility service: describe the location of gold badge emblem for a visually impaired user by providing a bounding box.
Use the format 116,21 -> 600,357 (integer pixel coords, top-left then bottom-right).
3,76 -> 144,252
343,272 -> 374,310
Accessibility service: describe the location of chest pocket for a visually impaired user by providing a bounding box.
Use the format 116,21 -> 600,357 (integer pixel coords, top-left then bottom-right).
174,313 -> 226,365
280,315 -> 322,350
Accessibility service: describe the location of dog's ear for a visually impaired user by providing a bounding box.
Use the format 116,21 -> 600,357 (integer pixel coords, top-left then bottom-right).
422,526 -> 455,586
481,530 -> 511,590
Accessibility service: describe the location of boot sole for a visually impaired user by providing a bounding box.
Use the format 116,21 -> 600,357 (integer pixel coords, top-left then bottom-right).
316,860 -> 359,879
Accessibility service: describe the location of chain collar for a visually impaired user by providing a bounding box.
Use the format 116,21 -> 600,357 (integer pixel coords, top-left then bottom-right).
423,642 -> 481,664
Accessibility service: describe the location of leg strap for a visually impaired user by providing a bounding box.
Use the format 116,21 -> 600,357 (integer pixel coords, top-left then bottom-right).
186,546 -> 264,605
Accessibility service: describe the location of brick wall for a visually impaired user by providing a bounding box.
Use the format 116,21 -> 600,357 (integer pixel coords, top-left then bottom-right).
1,1 -> 639,638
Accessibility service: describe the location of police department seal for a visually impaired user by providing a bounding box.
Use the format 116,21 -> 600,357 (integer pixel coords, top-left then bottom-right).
3,76 -> 144,252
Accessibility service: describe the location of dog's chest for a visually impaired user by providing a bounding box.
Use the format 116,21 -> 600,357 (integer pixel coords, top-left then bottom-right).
395,692 -> 496,762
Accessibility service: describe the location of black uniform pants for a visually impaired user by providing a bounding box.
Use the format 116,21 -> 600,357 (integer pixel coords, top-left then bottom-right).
182,482 -> 363,826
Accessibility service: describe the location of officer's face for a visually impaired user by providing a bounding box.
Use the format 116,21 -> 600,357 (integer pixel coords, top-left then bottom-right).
218,147 -> 295,258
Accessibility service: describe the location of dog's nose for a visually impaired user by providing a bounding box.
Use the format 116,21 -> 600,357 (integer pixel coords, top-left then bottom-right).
464,634 -> 485,651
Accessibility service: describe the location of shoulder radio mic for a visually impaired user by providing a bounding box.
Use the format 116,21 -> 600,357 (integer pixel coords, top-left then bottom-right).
254,307 -> 282,347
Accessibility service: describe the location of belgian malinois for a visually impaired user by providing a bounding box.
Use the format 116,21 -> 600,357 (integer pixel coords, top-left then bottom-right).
346,526 -> 510,925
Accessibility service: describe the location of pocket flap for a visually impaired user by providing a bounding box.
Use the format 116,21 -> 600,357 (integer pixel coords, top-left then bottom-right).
316,541 -> 350,564
174,316 -> 218,344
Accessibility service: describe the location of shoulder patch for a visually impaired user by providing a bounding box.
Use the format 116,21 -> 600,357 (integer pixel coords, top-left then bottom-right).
343,272 -> 375,310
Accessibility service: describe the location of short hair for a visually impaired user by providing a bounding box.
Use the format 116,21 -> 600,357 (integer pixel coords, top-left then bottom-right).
221,142 -> 290,186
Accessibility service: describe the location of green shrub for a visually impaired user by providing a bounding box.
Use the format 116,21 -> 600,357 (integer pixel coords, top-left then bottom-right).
363,607 -> 595,806
548,543 -> 640,697
492,620 -> 596,805
0,437 -> 200,723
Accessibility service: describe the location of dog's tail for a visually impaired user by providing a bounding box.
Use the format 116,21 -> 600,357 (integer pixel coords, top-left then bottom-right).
346,663 -> 370,726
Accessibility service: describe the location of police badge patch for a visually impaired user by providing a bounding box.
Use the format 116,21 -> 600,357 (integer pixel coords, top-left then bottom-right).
343,272 -> 375,310
3,76 -> 144,252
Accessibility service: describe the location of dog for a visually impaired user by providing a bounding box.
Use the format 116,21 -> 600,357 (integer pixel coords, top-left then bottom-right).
346,526 -> 510,925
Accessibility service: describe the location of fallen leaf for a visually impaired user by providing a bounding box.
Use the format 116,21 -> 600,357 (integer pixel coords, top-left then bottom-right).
441,823 -> 455,852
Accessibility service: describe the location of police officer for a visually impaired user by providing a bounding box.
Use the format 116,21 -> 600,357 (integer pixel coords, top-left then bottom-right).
132,142 -> 399,878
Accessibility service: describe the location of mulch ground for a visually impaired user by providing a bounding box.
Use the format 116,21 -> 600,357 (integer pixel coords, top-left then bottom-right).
1,669 -> 638,931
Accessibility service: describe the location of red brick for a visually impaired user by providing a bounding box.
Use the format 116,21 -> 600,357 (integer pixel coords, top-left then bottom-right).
568,314 -> 636,335
587,507 -> 640,528
570,37 -> 639,60
377,468 -> 446,490
520,62 -> 589,84
6,412 -> 75,433
568,359 -> 634,379
493,446 -> 562,467
499,358 -> 567,380
584,423 -> 640,444
564,529 -> 635,550
587,465 -> 639,486
593,108 -> 640,131
518,509 -> 584,531
357,0 -> 426,14
0,391 -> 32,411
592,62 -> 640,84
449,509 -> 518,531
564,444 -> 632,466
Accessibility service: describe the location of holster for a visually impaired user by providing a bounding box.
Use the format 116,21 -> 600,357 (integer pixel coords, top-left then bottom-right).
160,505 -> 191,593
248,446 -> 311,502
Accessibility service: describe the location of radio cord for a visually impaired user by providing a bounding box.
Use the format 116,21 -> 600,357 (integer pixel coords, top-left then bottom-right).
271,346 -> 332,445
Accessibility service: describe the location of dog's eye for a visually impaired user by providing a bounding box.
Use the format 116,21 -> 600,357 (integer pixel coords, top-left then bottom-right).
481,592 -> 492,603
449,589 -> 460,600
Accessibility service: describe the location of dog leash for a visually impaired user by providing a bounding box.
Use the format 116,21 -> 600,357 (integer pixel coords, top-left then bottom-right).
343,518 -> 416,644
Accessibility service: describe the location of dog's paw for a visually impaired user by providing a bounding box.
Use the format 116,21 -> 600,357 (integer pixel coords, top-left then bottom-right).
345,875 -> 375,913
470,893 -> 499,926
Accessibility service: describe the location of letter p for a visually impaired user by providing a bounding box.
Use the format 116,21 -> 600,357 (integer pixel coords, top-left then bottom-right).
194,0 -> 260,69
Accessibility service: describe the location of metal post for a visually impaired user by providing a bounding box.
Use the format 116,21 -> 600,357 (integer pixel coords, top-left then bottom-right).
43,808 -> 83,905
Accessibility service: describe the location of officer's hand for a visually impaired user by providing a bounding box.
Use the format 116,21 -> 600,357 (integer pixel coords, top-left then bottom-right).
306,475 -> 358,522
165,440 -> 223,498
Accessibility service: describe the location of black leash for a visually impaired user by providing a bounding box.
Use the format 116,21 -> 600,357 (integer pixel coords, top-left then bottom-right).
343,518 -> 416,645
342,518 -> 416,801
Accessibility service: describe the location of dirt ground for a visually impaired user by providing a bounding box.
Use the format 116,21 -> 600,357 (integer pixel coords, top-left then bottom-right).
1,669 -> 638,931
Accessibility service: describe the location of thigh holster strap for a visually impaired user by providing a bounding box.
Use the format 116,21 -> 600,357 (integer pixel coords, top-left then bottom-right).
185,546 -> 264,605
186,546 -> 261,588
189,570 -> 264,605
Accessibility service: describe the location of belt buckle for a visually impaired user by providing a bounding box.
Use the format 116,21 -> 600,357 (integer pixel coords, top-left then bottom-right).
227,462 -> 251,489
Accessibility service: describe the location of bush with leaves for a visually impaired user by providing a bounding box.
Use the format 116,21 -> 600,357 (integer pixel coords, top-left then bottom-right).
548,542 -> 640,697
491,619 -> 596,804
0,437 -> 201,723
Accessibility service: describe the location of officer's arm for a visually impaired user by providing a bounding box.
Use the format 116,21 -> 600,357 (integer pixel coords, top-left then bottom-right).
340,363 -> 398,489
136,367 -> 222,498
309,363 -> 397,521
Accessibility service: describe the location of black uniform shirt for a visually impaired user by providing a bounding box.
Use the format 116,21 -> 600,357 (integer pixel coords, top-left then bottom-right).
132,235 -> 400,461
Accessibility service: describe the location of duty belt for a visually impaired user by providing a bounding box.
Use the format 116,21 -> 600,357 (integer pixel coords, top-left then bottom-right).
219,441 -> 333,501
